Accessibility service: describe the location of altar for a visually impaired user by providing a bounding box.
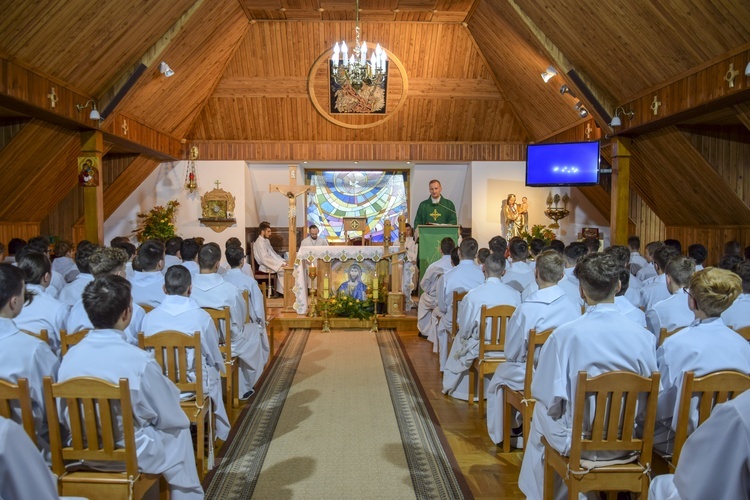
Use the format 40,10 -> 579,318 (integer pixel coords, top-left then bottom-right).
292,245 -> 416,315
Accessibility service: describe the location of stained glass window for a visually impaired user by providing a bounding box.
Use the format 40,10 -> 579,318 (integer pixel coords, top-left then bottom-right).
306,171 -> 408,243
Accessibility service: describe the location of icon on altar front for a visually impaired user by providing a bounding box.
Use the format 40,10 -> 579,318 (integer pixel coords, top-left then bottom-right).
331,261 -> 375,300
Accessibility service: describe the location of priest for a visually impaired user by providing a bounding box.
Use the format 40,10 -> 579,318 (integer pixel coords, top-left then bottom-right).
254,221 -> 287,295
413,180 -> 457,229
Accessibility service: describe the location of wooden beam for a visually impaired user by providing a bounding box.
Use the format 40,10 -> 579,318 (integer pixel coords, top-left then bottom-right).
100,113 -> 182,160
188,141 -> 526,161
610,137 -> 631,245
81,131 -> 105,245
733,102 -> 750,134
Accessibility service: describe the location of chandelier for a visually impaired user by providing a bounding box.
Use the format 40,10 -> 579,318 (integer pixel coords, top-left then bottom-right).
330,0 -> 387,91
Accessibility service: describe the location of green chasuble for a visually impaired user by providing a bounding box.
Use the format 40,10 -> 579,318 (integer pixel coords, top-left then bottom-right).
413,197 -> 457,227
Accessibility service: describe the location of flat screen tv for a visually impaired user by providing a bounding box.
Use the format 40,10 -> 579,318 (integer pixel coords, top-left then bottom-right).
526,141 -> 600,187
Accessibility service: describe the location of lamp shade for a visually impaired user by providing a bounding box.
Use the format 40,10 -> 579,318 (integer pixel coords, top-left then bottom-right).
610,116 -> 622,127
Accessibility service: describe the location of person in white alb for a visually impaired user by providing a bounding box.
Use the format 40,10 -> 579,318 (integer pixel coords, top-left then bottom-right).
51,240 -> 77,283
604,245 -> 644,307
636,240 -> 664,283
58,275 -> 203,499
640,245 -> 681,310
179,238 -> 201,275
23,238 -> 66,298
649,390 -> 750,500
614,269 -> 647,327
645,255 -> 695,337
58,241 -> 97,307
66,247 -> 145,346
162,236 -> 183,274
14,252 -> 69,354
628,235 -> 649,276
436,238 -> 484,371
254,222 -> 286,295
687,243 -> 707,272
0,264 -> 59,462
417,237 -> 455,343
191,243 -> 268,397
402,223 -> 418,310
443,253 -> 521,400
649,267 -> 750,455
141,265 -> 230,441
502,239 -> 535,294
486,250 -> 581,446
721,261 -> 750,330
300,224 -> 329,247
0,416 -> 60,500
556,242 -> 588,308
129,239 -> 166,308
518,253 -> 658,499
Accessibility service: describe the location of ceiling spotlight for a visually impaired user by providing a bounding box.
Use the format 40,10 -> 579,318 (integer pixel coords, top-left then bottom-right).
541,65 -> 557,83
745,62 -> 750,76
578,107 -> 589,118
159,61 -> 175,77
76,100 -> 101,120
609,106 -> 635,127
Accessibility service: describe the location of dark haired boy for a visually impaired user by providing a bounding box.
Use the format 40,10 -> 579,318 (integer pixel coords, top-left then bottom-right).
130,239 -> 166,307
58,242 -> 98,307
502,238 -> 534,293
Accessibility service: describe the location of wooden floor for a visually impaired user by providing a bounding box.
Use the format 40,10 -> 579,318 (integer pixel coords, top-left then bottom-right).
223,299 -> 524,499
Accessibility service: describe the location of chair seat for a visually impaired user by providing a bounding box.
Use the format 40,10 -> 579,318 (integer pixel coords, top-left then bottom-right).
59,470 -> 161,499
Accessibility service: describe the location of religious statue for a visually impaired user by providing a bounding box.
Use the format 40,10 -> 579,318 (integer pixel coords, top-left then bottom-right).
518,196 -> 529,233
503,193 -> 523,239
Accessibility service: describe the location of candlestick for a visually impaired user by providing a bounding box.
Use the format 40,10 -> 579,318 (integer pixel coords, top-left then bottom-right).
323,274 -> 329,299
373,276 -> 378,300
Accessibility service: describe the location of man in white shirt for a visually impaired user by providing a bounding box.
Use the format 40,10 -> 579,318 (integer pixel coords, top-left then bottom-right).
721,261 -> 750,330
436,238 -> 484,371
443,253 -> 521,400
0,264 -> 59,461
640,245 -> 681,310
0,416 -> 61,500
59,274 -> 203,499
129,239 -> 166,308
24,238 -> 66,298
604,245 -> 644,307
58,241 -> 97,307
614,269 -> 647,327
645,255 -> 695,337
14,252 -> 68,354
628,235 -> 649,276
191,243 -> 268,397
417,237 -> 454,343
51,239 -> 77,282
636,240 -> 664,282
179,238 -> 200,275
556,242 -> 588,307
66,247 -> 145,346
519,253 -> 658,499
254,222 -> 286,295
502,239 -> 534,294
141,265 -> 230,441
162,236 -> 183,274
486,250 -> 581,445
687,243 -> 707,271
300,224 -> 329,247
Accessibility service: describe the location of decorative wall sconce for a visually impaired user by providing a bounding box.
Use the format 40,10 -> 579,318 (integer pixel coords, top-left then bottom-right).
544,192 -> 570,229
159,61 -> 175,77
745,62 -> 750,76
76,100 -> 100,120
609,107 -> 635,127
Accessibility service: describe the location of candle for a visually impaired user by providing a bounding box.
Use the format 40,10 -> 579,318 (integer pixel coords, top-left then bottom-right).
373,276 -> 378,300
323,275 -> 329,299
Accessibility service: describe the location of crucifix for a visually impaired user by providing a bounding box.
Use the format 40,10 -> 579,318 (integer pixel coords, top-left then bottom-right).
47,87 -> 58,108
650,95 -> 662,115
269,165 -> 315,311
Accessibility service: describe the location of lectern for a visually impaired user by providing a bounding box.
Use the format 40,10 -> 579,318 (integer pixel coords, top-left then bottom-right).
417,224 -> 460,286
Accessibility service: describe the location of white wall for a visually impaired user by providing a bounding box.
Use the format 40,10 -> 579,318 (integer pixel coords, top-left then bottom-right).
470,161 -> 610,247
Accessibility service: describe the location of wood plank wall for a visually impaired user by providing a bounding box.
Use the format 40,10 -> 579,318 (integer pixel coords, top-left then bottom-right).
0,222 -> 41,247
39,186 -> 84,242
665,226 -> 750,266
0,119 -> 30,151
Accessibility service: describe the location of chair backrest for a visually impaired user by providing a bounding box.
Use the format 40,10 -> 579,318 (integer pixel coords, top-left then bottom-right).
43,376 -> 140,480
478,304 -> 516,357
450,291 -> 468,338
138,331 -> 204,401
568,371 -> 660,470
672,370 -> 750,465
60,329 -> 90,356
204,307 -> 232,361
139,304 -> 154,313
242,289 -> 251,323
523,328 -> 555,395
734,326 -> 750,342
0,378 -> 36,444
20,328 -> 49,345
658,326 -> 685,347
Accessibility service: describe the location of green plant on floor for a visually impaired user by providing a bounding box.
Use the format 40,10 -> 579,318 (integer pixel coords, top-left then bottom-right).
134,200 -> 180,242
519,224 -> 556,248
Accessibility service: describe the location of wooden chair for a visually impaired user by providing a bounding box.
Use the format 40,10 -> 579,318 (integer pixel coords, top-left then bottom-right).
468,304 -> 516,416
139,330 -> 211,478
670,370 -> 750,469
20,328 -> 49,345
242,289 -> 251,323
657,326 -> 686,347
43,376 -> 165,499
204,307 -> 239,408
259,282 -> 274,358
60,329 -> 90,356
0,378 -> 36,444
447,291 -> 467,356
734,325 -> 750,341
543,371 -> 661,500
502,327 -> 554,452
139,304 -> 154,313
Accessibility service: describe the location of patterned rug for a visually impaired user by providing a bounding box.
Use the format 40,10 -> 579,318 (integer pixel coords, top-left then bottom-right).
203,329 -> 471,499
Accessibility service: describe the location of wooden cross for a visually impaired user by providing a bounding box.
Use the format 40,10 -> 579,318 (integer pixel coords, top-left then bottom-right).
121,119 -> 129,136
269,165 -> 315,266
47,87 -> 58,108
214,180 -> 221,189
584,122 -> 592,139
650,95 -> 662,115
725,63 -> 740,88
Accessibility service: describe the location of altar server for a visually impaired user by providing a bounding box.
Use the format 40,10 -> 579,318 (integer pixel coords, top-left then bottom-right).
651,267 -> 750,454
142,265 -> 230,440
641,245 -> 681,310
0,264 -> 59,460
518,253 -> 658,499
59,275 -> 203,499
556,242 -> 587,307
443,252 -> 520,400
58,241 -> 97,307
14,251 -> 68,354
66,247 -> 145,345
721,261 -> 750,330
637,241 -> 664,282
51,240 -> 77,282
191,242 -> 268,397
222,245 -> 268,350
129,239 -> 166,308
436,238 -> 484,371
615,269 -> 647,327
0,417 -> 60,500
180,238 -> 200,275
486,251 -> 581,445
502,239 -> 535,294
604,245 -> 644,307
645,255 -> 695,337
649,390 -> 750,500
628,235 -> 649,276
254,222 -> 286,295
417,237 -> 454,344
163,236 -> 183,274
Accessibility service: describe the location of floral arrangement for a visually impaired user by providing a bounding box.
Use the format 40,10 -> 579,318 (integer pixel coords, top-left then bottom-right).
134,200 -> 180,242
519,224 -> 557,248
319,275 -> 388,319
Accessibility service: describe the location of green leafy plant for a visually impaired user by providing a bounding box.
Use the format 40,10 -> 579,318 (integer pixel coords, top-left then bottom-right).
134,200 -> 180,242
319,274 -> 388,319
519,224 -> 556,248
